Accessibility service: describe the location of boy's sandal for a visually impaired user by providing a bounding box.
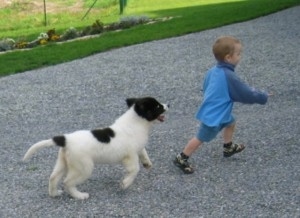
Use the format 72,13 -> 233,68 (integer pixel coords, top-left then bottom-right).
173,158 -> 194,174
223,143 -> 245,157
180,165 -> 194,174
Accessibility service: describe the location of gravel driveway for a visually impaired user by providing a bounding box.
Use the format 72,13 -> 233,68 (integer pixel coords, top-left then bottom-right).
0,6 -> 299,218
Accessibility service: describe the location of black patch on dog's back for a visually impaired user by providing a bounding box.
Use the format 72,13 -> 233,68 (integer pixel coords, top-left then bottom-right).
91,128 -> 115,143
53,135 -> 66,147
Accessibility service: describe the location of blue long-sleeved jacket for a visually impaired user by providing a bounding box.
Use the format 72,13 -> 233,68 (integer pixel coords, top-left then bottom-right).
196,62 -> 268,127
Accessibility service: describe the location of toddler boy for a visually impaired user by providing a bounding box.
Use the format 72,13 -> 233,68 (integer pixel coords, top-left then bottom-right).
174,36 -> 271,174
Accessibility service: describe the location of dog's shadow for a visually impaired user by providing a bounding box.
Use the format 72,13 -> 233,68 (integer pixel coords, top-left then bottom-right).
89,166 -> 128,192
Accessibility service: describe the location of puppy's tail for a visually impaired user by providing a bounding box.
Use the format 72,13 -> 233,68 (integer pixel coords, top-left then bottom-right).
23,136 -> 65,161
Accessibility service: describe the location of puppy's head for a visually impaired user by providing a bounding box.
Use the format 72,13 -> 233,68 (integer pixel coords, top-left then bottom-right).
126,97 -> 168,122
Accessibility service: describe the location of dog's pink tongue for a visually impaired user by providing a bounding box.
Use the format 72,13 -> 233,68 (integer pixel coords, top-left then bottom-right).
157,115 -> 165,122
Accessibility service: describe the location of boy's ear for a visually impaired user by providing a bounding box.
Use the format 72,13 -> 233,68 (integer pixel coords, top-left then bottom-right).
126,98 -> 137,108
224,54 -> 231,62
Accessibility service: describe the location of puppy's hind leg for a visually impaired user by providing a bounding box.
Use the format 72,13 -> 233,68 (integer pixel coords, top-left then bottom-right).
121,154 -> 140,189
49,149 -> 67,197
63,158 -> 94,200
139,148 -> 152,169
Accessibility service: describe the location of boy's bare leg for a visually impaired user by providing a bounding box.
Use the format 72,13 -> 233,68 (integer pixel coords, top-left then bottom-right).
222,122 -> 245,157
182,137 -> 203,157
223,123 -> 235,144
174,137 -> 202,174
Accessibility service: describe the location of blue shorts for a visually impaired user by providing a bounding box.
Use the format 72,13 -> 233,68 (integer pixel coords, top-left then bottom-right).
196,118 -> 235,142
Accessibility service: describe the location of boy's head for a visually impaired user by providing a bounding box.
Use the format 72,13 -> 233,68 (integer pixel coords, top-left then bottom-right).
213,36 -> 242,66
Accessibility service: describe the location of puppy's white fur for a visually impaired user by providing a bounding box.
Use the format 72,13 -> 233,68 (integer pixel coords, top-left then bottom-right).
23,98 -> 168,200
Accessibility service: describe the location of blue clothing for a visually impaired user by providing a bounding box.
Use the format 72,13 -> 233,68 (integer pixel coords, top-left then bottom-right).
196,118 -> 235,142
196,62 -> 268,127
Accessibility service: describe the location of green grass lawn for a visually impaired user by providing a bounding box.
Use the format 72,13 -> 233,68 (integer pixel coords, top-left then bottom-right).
0,0 -> 299,77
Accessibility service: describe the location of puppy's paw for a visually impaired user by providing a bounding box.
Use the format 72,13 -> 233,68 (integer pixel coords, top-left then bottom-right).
121,182 -> 129,189
49,190 -> 63,197
74,192 -> 89,200
142,162 -> 152,169
121,179 -> 133,190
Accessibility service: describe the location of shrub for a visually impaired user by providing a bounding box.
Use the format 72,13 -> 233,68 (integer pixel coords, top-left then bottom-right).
0,38 -> 15,51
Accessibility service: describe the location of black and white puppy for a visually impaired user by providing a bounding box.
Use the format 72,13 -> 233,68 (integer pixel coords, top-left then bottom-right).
23,97 -> 168,200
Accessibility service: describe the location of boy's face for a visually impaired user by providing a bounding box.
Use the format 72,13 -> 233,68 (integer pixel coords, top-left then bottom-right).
225,43 -> 242,66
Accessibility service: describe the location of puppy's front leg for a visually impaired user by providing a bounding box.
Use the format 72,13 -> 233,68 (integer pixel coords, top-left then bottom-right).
121,155 -> 140,189
139,148 -> 152,169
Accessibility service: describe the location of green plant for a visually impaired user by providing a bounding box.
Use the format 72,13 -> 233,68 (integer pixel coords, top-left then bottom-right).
81,20 -> 105,36
60,27 -> 80,41
0,38 -> 15,51
27,165 -> 38,171
119,16 -> 150,28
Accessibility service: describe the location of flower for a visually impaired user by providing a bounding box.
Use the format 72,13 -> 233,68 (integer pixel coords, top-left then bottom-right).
15,41 -> 28,49
38,33 -> 49,40
47,29 -> 60,41
39,39 -> 48,45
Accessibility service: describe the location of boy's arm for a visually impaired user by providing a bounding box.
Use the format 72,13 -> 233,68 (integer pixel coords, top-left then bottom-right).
226,71 -> 268,104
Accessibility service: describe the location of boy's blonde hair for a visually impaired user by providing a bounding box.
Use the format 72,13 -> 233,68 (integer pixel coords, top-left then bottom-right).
212,36 -> 241,61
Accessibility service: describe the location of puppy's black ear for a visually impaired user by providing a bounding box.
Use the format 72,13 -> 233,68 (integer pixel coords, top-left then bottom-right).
126,98 -> 137,108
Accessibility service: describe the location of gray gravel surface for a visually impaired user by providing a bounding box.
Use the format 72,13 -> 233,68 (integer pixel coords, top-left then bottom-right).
1,6 -> 299,218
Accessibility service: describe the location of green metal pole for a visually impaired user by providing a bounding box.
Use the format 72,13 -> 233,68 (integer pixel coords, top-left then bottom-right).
119,0 -> 124,14
119,0 -> 128,14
